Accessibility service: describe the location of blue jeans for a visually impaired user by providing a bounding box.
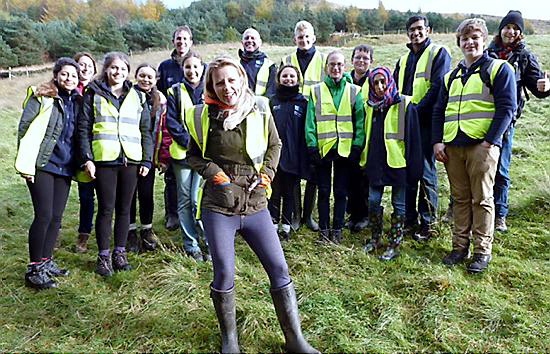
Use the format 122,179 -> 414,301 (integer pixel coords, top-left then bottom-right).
202,208 -> 290,291
406,127 -> 438,226
494,125 -> 514,218
77,181 -> 95,234
369,185 -> 406,217
173,161 -> 203,254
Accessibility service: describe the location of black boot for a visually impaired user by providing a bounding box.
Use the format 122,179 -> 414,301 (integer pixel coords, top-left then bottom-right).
364,209 -> 383,253
380,214 -> 405,261
25,263 -> 57,290
270,282 -> 319,354
140,228 -> 157,251
317,229 -> 331,243
210,286 -> 240,354
301,182 -> 319,231
331,229 -> 343,244
127,229 -> 139,253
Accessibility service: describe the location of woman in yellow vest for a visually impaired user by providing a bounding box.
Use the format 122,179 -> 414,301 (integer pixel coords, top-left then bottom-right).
15,58 -> 81,289
166,51 -> 209,261
305,50 -> 365,244
186,56 -> 318,353
78,52 -> 153,277
361,66 -> 422,261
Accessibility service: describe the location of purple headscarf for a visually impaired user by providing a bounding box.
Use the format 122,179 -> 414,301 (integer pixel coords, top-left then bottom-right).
367,66 -> 400,110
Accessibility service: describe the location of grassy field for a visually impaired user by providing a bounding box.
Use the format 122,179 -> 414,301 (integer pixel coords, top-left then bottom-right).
1,35 -> 549,352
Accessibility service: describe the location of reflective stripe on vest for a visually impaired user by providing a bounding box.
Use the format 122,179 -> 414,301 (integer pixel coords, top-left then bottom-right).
14,86 -> 54,176
360,95 -> 410,168
398,43 -> 445,104
92,88 -> 143,161
285,52 -> 325,98
443,60 -> 507,142
311,82 -> 359,158
186,96 -> 271,172
168,84 -> 194,160
254,59 -> 274,96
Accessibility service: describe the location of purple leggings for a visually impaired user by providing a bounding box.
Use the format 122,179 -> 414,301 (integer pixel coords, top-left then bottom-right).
202,208 -> 291,291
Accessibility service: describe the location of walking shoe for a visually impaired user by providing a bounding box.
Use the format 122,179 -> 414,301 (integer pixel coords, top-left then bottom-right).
278,224 -> 291,241
317,229 -> 331,243
140,228 -> 158,251
441,206 -> 453,224
302,216 -> 319,232
331,229 -> 343,244
413,223 -> 437,242
75,233 -> 90,253
363,238 -> 381,253
352,217 -> 369,232
203,251 -> 212,262
495,217 -> 508,232
112,250 -> 132,272
187,250 -> 204,262
25,263 -> 57,290
403,221 -> 419,237
127,229 -> 139,253
379,246 -> 399,261
165,214 -> 179,231
467,254 -> 492,274
442,249 -> 470,266
43,258 -> 69,277
96,254 -> 114,277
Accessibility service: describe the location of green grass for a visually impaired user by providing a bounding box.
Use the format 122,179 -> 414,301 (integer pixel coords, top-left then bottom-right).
1,36 -> 550,352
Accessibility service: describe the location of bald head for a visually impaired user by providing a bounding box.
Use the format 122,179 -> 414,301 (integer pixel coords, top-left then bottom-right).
242,28 -> 262,53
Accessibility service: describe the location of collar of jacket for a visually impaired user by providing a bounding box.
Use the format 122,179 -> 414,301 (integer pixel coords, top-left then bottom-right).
323,72 -> 353,89
406,37 -> 432,54
239,48 -> 267,62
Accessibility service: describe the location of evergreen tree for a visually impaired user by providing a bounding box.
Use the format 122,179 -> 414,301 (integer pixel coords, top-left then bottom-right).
0,16 -> 46,65
93,15 -> 128,53
0,35 -> 18,68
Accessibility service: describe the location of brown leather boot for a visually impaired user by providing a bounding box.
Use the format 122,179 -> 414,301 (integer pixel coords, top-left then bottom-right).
75,233 -> 90,253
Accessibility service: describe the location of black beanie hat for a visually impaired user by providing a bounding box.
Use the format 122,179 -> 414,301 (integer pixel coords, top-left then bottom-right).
499,10 -> 524,33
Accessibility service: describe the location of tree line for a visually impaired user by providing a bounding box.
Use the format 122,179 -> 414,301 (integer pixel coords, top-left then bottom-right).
0,0 -> 531,68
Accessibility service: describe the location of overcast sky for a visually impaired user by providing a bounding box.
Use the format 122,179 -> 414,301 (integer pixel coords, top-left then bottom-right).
159,0 -> 549,21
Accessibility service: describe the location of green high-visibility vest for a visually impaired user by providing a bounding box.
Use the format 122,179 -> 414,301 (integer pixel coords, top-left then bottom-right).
310,82 -> 359,158
360,95 -> 411,168
15,86 -> 54,176
92,88 -> 143,161
398,43 -> 447,104
186,96 -> 271,173
168,84 -> 194,160
255,58 -> 274,96
443,59 -> 509,142
284,51 -> 325,99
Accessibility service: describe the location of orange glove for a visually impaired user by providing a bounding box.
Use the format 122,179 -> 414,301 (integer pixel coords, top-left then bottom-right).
259,173 -> 271,188
212,171 -> 230,186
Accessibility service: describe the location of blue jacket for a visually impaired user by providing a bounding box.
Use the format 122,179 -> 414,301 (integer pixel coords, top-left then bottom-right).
365,97 -> 422,187
156,49 -> 184,96
432,52 -> 517,147
239,49 -> 277,98
393,38 -> 451,128
269,85 -> 309,178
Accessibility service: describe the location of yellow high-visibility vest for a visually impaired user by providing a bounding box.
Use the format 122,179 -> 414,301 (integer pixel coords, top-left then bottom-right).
398,43 -> 448,104
255,58 -> 274,96
284,51 -> 325,99
361,95 -> 411,168
168,84 -> 194,160
310,82 -> 359,158
443,59 -> 509,142
91,88 -> 143,161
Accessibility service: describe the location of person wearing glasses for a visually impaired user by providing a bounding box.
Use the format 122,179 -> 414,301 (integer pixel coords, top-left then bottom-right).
394,15 -> 451,241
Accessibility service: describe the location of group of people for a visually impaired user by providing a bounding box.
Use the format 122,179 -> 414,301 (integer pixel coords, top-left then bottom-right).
15,10 -> 549,353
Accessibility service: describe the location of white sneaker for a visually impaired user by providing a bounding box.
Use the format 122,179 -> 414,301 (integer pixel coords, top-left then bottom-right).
495,217 -> 508,232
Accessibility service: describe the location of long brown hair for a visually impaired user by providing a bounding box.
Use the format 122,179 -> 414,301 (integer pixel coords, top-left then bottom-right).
135,63 -> 161,115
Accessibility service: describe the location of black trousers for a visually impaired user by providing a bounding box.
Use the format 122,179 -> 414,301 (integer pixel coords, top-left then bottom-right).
269,170 -> 300,225
130,167 -> 156,225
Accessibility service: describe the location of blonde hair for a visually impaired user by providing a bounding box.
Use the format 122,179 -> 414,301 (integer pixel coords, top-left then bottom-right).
455,18 -> 488,47
204,56 -> 256,129
294,20 -> 314,36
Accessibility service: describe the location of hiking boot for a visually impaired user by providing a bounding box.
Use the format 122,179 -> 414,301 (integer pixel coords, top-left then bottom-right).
352,217 -> 369,232
165,214 -> 179,231
467,254 -> 492,274
43,258 -> 69,277
75,233 -> 90,253
112,250 -> 132,272
495,217 -> 508,232
96,254 -> 114,277
203,250 -> 212,262
331,229 -> 343,244
140,228 -> 157,251
442,249 -> 470,266
302,215 -> 319,232
442,206 -> 453,224
317,229 -> 331,243
413,223 -> 437,242
278,224 -> 291,241
25,263 -> 57,290
187,250 -> 204,262
127,229 -> 139,253
403,221 -> 419,237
